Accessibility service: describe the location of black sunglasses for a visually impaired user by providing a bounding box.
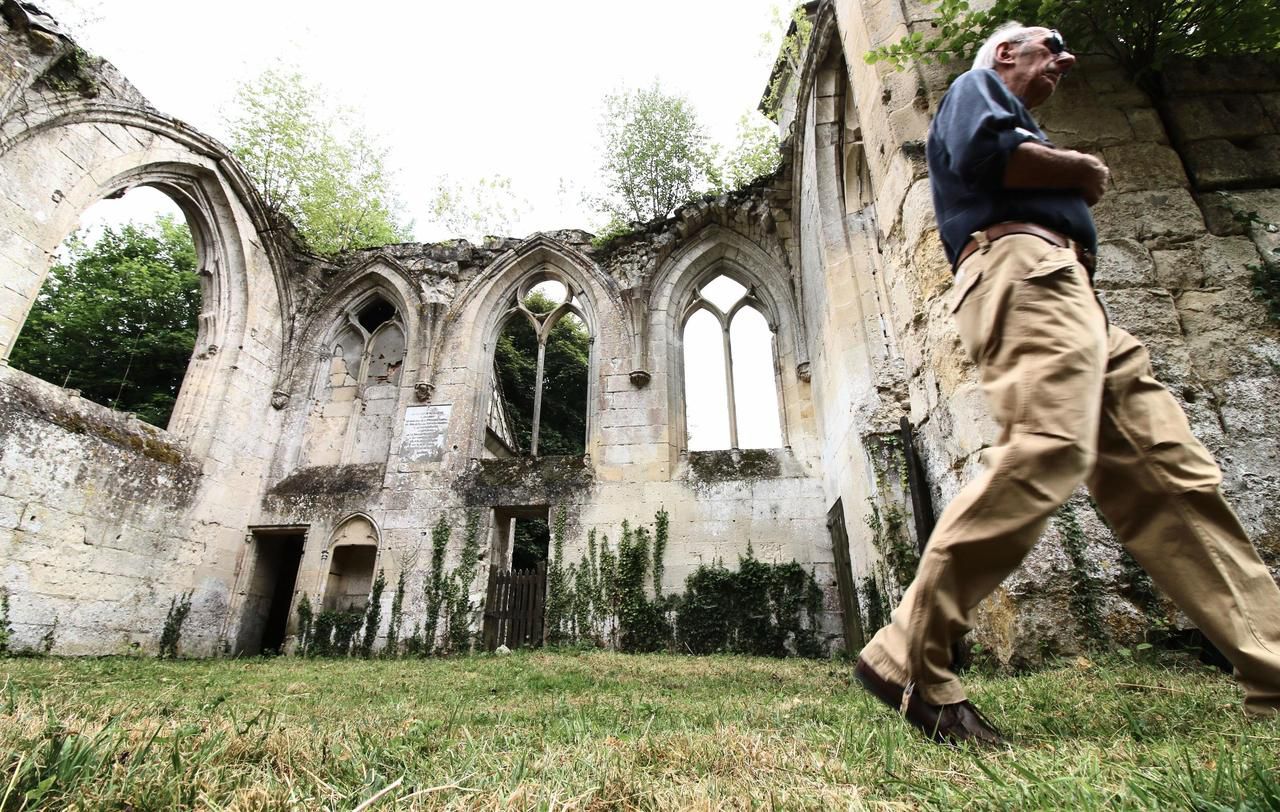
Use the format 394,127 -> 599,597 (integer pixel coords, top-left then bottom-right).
1044,30 -> 1067,55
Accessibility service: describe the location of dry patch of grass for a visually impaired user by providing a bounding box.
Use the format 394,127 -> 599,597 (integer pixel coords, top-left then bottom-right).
1,650 -> 1277,809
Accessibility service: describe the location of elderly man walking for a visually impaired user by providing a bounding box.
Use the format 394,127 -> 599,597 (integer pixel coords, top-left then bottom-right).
854,22 -> 1280,746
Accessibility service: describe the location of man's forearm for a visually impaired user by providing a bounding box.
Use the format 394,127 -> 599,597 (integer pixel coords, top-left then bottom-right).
1003,141 -> 1109,204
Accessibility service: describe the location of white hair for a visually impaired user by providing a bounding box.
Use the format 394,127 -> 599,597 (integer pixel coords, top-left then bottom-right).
971,22 -> 1039,70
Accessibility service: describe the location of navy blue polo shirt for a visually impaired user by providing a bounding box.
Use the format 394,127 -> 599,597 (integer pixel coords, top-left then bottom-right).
927,68 -> 1097,268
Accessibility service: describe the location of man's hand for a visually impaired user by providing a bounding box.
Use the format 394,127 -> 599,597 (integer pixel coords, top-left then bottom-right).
1004,142 -> 1110,205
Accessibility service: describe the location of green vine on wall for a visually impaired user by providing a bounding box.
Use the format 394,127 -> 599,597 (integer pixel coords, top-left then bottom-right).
762,5 -> 814,118
865,501 -> 920,598
384,574 -> 405,657
443,510 -> 483,654
295,593 -> 313,655
422,515 -> 451,651
0,587 -> 12,656
1055,503 -> 1107,644
359,570 -> 386,657
158,591 -> 192,659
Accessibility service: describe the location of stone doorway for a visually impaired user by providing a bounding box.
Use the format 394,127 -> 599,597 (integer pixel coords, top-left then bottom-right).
483,506 -> 550,649
237,528 -> 306,655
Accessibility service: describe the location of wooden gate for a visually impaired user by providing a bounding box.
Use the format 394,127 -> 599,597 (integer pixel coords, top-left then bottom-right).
482,561 -> 547,651
826,498 -> 866,650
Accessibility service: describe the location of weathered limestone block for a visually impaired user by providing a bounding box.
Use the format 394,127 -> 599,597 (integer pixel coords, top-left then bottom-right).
1038,104 -> 1133,150
1153,235 -> 1260,289
1102,143 -> 1187,192
1263,93 -> 1280,132
1182,135 -> 1280,190
1163,58 -> 1280,96
1125,108 -> 1168,144
1167,95 -> 1274,143
1092,188 -> 1205,242
1094,238 -> 1155,288
1176,287 -> 1277,385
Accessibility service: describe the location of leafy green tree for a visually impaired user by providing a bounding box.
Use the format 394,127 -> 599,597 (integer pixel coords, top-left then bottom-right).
866,0 -> 1280,95
597,82 -> 718,224
9,215 -> 200,427
429,174 -> 529,242
715,113 -> 782,193
493,292 -> 590,456
224,69 -> 412,254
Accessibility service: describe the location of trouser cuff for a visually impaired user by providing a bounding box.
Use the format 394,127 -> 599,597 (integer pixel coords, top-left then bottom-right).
859,644 -> 968,706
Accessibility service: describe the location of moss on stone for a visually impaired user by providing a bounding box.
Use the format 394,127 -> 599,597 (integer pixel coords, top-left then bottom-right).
687,449 -> 782,483
268,464 -> 386,497
453,455 -> 594,506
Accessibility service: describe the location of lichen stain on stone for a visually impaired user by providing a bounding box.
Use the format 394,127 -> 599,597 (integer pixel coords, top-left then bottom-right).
267,464 -> 385,499
687,449 -> 783,483
1,380 -> 195,473
453,455 -> 594,506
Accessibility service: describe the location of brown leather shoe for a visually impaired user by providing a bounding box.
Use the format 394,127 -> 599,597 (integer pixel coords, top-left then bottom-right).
854,657 -> 1008,747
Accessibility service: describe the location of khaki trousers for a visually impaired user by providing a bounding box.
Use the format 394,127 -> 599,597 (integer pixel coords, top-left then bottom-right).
860,234 -> 1280,715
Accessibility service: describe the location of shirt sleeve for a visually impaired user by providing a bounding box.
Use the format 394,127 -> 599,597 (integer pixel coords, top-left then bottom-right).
933,70 -> 1040,189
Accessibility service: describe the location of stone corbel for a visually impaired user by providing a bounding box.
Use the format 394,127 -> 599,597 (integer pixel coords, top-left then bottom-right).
415,300 -> 448,400
796,361 -> 811,383
622,286 -> 651,387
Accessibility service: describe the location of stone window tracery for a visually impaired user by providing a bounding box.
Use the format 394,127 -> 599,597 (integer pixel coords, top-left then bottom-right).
329,295 -> 405,390
682,272 -> 783,451
488,269 -> 591,457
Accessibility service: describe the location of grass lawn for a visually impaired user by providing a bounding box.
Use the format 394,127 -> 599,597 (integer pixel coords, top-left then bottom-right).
1,650 -> 1277,810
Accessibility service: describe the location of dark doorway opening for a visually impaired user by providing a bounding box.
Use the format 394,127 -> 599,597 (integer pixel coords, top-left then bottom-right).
511,516 -> 550,571
238,529 -> 305,655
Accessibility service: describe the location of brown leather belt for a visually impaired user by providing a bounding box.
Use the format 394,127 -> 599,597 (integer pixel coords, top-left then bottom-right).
956,222 -> 1096,274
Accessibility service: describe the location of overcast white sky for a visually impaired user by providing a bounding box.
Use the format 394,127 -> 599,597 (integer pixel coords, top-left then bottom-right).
44,0 -> 788,241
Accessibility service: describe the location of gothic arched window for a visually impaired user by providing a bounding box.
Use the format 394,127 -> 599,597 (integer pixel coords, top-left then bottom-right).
489,271 -> 591,457
682,273 -> 783,451
329,295 -> 405,391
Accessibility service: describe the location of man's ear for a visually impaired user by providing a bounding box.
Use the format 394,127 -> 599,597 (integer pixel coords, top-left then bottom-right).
993,40 -> 1018,66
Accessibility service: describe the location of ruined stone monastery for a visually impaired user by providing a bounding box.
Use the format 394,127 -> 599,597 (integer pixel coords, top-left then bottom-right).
1,0 -> 1278,662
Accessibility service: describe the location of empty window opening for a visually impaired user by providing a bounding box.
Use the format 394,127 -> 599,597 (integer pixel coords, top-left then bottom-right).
323,515 -> 379,612
236,529 -> 305,656
8,186 -> 200,428
489,272 -> 590,457
682,273 -> 783,451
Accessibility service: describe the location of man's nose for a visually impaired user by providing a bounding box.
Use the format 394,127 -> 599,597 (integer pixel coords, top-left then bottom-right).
1056,50 -> 1077,72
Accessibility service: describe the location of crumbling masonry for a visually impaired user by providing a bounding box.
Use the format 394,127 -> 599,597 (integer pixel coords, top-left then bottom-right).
1,0 -> 1278,663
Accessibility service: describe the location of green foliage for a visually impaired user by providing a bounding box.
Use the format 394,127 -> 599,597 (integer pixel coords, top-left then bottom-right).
0,587 -> 12,656
493,291 -> 590,456
545,507 -> 572,646
762,5 -> 814,118
8,215 -> 199,427
224,68 -> 412,255
861,575 -> 887,634
330,610 -> 364,656
429,175 -> 528,242
41,617 -> 57,654
423,515 -> 451,652
158,591 -> 193,659
311,611 -> 334,657
1056,503 -> 1107,644
616,523 -> 672,653
384,572 -> 405,658
865,502 -> 920,596
597,82 -> 718,223
444,510 -> 484,654
675,549 -> 823,658
713,113 -> 782,193
295,593 -> 313,655
359,570 -> 386,657
864,0 -> 1280,94
652,508 -> 669,600
589,218 -> 636,249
